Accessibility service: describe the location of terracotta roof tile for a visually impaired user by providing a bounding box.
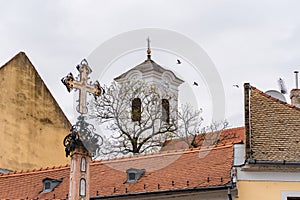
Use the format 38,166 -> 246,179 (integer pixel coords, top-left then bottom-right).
162,126 -> 244,151
248,85 -> 300,162
0,144 -> 234,199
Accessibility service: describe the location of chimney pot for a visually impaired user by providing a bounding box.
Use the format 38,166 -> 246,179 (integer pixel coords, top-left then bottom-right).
290,89 -> 300,108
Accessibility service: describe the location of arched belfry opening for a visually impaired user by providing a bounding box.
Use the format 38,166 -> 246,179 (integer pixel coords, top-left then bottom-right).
132,98 -> 142,122
162,99 -> 170,123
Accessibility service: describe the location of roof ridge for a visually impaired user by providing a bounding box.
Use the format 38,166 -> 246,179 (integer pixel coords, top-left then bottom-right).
251,86 -> 300,112
221,126 -> 244,132
0,164 -> 70,178
0,52 -> 27,70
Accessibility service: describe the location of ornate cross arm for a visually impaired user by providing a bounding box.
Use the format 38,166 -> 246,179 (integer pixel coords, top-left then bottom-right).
61,73 -> 74,92
61,59 -> 105,114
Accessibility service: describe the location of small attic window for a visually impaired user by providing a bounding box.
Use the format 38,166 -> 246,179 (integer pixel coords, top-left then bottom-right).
42,178 -> 63,193
126,168 -> 145,183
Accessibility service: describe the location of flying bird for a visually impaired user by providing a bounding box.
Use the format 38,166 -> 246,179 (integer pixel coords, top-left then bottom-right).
177,59 -> 181,64
193,82 -> 198,86
233,85 -> 239,88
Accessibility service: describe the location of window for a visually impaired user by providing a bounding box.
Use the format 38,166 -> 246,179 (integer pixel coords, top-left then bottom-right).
128,173 -> 136,181
81,157 -> 86,172
126,168 -> 145,183
282,191 -> 300,200
80,178 -> 86,196
71,159 -> 74,172
69,178 -> 72,198
162,99 -> 170,123
42,178 -> 63,193
44,181 -> 51,190
132,98 -> 141,122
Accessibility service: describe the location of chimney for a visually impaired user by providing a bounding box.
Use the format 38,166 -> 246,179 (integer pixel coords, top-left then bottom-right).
290,71 -> 300,108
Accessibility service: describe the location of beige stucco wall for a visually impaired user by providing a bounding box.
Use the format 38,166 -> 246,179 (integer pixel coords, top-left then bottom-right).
236,181 -> 300,200
0,52 -> 70,171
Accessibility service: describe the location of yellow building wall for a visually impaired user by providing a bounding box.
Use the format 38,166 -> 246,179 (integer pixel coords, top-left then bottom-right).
0,52 -> 70,171
236,180 -> 300,200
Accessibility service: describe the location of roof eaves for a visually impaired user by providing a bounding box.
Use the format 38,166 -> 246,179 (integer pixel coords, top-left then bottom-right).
91,183 -> 231,199
0,164 -> 70,178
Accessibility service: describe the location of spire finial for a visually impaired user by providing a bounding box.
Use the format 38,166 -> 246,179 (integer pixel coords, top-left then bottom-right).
146,37 -> 151,59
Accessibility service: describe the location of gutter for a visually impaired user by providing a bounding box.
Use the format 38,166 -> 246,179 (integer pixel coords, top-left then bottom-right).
91,184 -> 232,199
247,159 -> 300,165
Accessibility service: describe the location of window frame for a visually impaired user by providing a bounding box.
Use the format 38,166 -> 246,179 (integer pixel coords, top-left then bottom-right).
282,191 -> 300,200
81,157 -> 86,172
79,178 -> 86,196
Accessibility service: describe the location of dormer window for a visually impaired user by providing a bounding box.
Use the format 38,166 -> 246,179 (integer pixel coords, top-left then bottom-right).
42,178 -> 63,193
128,172 -> 136,181
126,168 -> 145,183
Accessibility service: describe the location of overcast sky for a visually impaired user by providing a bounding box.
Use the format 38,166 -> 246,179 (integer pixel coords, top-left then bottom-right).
1,0 -> 300,128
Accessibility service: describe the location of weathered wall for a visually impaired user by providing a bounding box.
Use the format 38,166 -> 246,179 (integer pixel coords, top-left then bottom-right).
236,180 -> 300,200
0,52 -> 70,171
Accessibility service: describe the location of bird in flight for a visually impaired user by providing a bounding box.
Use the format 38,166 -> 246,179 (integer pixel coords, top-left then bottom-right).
193,82 -> 198,86
233,85 -> 239,88
177,59 -> 181,64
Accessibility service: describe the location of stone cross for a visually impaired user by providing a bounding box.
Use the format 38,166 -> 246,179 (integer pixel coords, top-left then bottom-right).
61,59 -> 103,114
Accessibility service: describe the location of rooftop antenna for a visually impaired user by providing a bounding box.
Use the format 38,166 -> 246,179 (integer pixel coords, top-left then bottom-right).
294,71 -> 299,89
278,78 -> 287,94
146,37 -> 151,60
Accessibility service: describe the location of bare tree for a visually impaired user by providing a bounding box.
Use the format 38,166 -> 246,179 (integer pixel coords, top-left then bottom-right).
177,103 -> 203,148
177,104 -> 231,148
89,80 -> 177,156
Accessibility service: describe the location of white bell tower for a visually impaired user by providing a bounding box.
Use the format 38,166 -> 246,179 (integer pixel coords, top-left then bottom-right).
114,38 -> 184,121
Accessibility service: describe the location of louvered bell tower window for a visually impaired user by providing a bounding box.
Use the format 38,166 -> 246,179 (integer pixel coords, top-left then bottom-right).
132,98 -> 141,122
162,99 -> 170,123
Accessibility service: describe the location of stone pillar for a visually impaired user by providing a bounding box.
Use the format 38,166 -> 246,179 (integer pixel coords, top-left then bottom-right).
69,145 -> 91,200
290,89 -> 300,108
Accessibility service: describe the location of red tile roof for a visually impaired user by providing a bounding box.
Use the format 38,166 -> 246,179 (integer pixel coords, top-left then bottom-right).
162,127 -> 244,151
246,85 -> 300,162
0,144 -> 234,199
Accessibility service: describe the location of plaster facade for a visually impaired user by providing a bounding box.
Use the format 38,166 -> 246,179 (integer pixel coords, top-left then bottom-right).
0,52 -> 70,171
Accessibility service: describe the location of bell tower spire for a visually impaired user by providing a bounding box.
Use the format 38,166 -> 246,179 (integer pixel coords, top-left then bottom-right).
146,37 -> 151,60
